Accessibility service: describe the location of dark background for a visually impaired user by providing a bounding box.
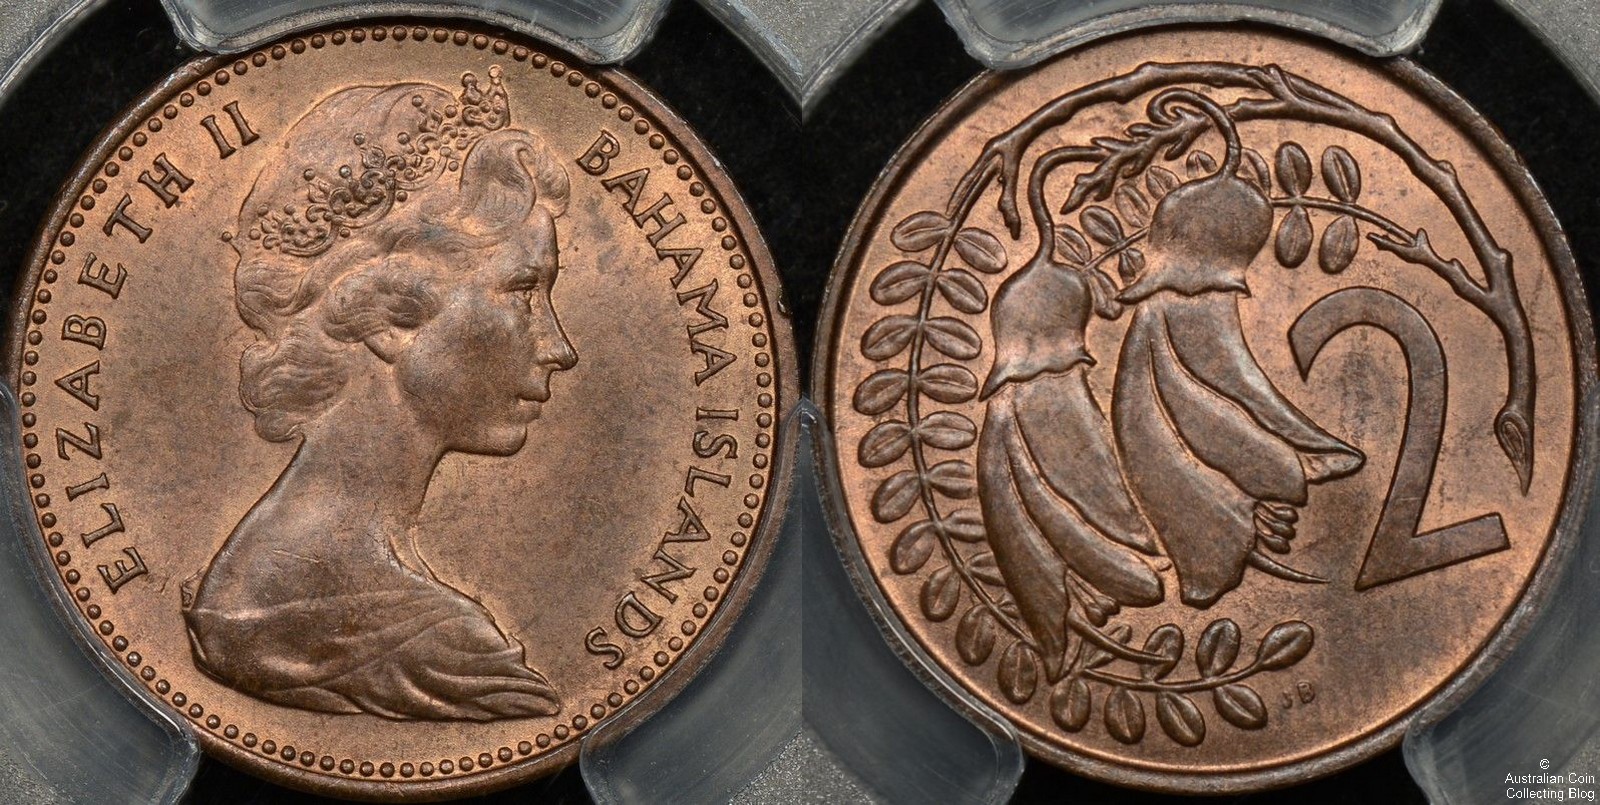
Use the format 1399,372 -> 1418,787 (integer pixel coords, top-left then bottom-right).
1,0 -> 1594,801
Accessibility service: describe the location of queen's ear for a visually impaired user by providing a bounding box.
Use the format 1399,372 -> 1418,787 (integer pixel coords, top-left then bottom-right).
363,327 -> 414,364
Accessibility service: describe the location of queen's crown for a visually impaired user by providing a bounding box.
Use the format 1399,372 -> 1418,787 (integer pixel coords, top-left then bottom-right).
244,66 -> 510,257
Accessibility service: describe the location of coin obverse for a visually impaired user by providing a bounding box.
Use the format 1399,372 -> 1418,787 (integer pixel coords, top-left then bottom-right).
6,24 -> 793,800
818,27 -> 1596,792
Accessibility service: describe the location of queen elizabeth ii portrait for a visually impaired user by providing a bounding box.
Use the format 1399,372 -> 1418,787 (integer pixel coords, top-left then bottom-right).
181,67 -> 577,721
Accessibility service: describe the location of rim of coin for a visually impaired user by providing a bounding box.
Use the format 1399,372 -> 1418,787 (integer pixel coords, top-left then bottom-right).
813,24 -> 1597,793
5,23 -> 797,801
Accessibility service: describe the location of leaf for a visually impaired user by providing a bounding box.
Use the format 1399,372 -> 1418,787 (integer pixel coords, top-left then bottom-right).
860,315 -> 919,360
1257,530 -> 1291,555
1186,150 -> 1218,178
1140,624 -> 1184,680
1241,148 -> 1272,195
1114,185 -> 1152,230
1319,215 -> 1359,274
1156,692 -> 1206,747
956,606 -> 997,665
935,269 -> 988,314
870,261 -> 933,305
871,469 -> 921,523
918,363 -> 979,404
954,228 -> 1007,273
921,565 -> 961,621
1104,687 -> 1146,744
1275,206 -> 1313,268
1080,206 -> 1124,246
1055,225 -> 1093,264
942,509 -> 986,542
1083,624 -> 1132,669
1087,270 -> 1123,319
1145,165 -> 1181,199
923,317 -> 982,360
892,210 -> 952,252
918,411 -> 977,450
1322,145 -> 1362,202
1256,621 -> 1315,670
1118,249 -> 1145,284
890,520 -> 936,574
853,369 -> 908,415
967,552 -> 1006,586
1196,619 -> 1241,677
1162,121 -> 1203,161
1090,134 -> 1128,152
858,421 -> 913,468
1051,678 -> 1092,731
1275,142 -> 1312,196
996,641 -> 1040,704
1213,684 -> 1268,729
926,460 -> 976,499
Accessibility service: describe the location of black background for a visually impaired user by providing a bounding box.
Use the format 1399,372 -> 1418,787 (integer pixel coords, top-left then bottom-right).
2,0 -> 1595,801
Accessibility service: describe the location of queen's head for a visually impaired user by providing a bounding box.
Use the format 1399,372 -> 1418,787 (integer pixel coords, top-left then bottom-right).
231,67 -> 577,460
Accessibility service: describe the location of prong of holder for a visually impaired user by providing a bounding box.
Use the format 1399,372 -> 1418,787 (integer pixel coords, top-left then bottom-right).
0,383 -> 200,804
580,401 -> 1025,804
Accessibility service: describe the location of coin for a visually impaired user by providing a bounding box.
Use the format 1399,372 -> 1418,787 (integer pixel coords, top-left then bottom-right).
6,24 -> 793,800
817,27 -> 1595,792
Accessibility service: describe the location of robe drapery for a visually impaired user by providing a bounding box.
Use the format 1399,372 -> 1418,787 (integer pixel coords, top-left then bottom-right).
978,261 -> 1163,677
1112,288 -> 1364,608
183,527 -> 559,721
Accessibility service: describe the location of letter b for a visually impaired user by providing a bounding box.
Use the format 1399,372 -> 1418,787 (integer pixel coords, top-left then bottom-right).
578,131 -> 621,176
62,315 -> 106,349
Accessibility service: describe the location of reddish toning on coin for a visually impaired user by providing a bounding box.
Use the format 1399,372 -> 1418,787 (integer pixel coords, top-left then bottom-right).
6,25 -> 793,800
818,27 -> 1595,792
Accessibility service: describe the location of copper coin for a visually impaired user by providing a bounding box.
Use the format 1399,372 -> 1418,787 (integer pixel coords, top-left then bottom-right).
7,23 -> 793,800
817,27 -> 1595,792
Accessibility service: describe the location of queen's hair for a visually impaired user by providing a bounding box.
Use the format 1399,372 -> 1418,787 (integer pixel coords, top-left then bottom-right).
231,82 -> 570,441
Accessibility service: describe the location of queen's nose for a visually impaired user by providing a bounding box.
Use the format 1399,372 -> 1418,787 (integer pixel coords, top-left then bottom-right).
531,293 -> 578,371
547,335 -> 577,370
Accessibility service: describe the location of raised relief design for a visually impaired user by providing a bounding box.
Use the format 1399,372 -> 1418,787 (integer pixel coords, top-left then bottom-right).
182,68 -> 579,721
853,64 -> 1529,745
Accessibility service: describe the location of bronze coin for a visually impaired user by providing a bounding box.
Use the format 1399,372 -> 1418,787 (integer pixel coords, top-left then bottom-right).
7,24 -> 793,800
817,26 -> 1595,792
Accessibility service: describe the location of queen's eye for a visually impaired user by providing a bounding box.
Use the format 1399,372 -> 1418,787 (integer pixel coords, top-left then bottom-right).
509,276 -> 541,302
509,262 -> 556,303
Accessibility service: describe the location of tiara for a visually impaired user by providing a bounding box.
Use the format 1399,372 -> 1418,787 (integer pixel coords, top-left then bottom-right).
243,66 -> 510,258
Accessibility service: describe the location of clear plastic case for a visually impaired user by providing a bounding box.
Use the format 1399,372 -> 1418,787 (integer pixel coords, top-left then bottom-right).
157,0 -> 671,61
0,383 -> 197,805
931,0 -> 1442,67
582,404 -> 1024,804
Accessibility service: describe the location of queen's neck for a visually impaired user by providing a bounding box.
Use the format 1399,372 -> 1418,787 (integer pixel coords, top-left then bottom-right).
247,362 -> 443,544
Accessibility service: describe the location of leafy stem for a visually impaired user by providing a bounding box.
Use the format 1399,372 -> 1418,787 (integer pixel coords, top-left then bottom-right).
1082,662 -> 1260,693
1275,195 -> 1488,307
934,517 -> 1035,647
1276,195 -> 1407,240
902,200 -> 1036,648
1085,230 -> 1148,273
